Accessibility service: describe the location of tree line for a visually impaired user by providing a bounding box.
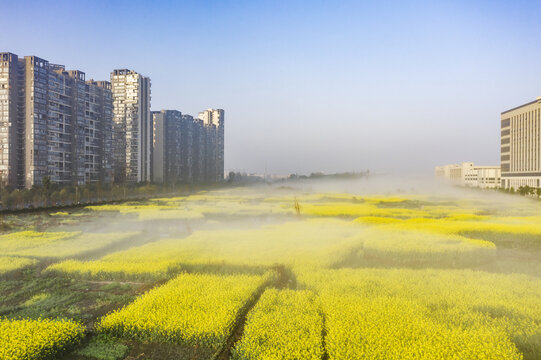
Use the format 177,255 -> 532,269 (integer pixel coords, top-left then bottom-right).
0,177 -> 220,211
499,185 -> 541,198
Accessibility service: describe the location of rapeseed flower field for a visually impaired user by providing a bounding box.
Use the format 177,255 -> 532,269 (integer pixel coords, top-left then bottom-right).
3,185 -> 541,358
1,230 -> 138,258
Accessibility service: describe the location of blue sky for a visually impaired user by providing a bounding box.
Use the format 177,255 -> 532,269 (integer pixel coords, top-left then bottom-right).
1,0 -> 540,175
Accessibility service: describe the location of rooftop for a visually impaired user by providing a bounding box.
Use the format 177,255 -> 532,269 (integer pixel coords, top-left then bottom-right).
501,97 -> 541,115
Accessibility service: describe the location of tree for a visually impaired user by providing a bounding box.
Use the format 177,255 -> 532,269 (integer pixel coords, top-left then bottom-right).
82,188 -> 91,203
10,190 -> 23,210
96,181 -> 104,201
59,188 -> 70,205
0,188 -> 10,210
41,176 -> 52,206
50,191 -> 60,206
518,185 -> 534,196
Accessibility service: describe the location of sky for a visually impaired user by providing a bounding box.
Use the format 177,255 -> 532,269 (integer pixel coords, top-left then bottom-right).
1,0 -> 540,175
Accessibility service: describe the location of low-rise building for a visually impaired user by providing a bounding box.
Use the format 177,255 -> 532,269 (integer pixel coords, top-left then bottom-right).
435,162 -> 501,189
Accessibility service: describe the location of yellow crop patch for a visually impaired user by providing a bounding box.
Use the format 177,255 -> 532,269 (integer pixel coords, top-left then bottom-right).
298,268 -> 541,359
97,271 -> 276,348
0,318 -> 84,360
0,256 -> 37,275
232,289 -> 324,360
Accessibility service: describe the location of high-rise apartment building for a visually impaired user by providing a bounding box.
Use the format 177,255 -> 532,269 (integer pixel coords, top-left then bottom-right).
152,110 -> 182,184
111,69 -> 151,183
151,109 -> 225,184
23,58 -> 114,187
198,108 -> 224,181
179,114 -> 194,183
500,97 -> 541,189
0,53 -> 24,188
1,52 -> 224,189
191,118 -> 205,183
86,80 -> 114,184
203,122 -> 217,182
0,52 -> 113,188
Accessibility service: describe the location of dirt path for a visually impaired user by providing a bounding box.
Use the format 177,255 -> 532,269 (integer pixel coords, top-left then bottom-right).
212,265 -> 292,360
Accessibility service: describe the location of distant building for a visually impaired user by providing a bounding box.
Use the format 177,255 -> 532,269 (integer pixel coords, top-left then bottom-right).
198,109 -> 224,181
111,69 -> 151,183
1,52 -> 224,188
0,52 -> 113,188
152,110 -> 182,184
191,118 -> 205,183
152,109 -> 225,184
179,114 -> 194,183
500,97 -> 541,189
435,162 -> 501,189
86,80 -> 114,184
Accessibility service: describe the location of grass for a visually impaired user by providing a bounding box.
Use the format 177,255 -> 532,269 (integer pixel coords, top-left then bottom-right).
0,267 -> 147,326
75,335 -> 128,360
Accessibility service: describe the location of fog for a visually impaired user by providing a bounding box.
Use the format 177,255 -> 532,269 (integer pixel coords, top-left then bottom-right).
27,175 -> 540,281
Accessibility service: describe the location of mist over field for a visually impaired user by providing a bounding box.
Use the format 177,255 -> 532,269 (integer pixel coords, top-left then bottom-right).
1,176 -> 541,359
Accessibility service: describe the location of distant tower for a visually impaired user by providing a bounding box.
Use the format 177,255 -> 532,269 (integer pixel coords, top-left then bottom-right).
111,69 -> 152,183
198,109 -> 224,182
152,110 -> 182,184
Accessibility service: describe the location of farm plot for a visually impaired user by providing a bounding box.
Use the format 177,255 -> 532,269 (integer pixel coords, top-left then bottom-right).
47,216 -> 498,282
1,230 -> 139,259
97,271 -> 277,349
0,256 -> 37,275
0,317 -> 84,360
232,289 -> 324,360
46,219 -> 361,280
86,192 -> 294,220
356,216 -> 541,249
298,268 -> 541,360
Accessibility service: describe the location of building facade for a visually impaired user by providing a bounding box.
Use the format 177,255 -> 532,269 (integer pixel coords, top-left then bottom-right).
435,162 -> 501,189
500,97 -> 541,190
0,52 -> 113,188
111,69 -> 151,183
